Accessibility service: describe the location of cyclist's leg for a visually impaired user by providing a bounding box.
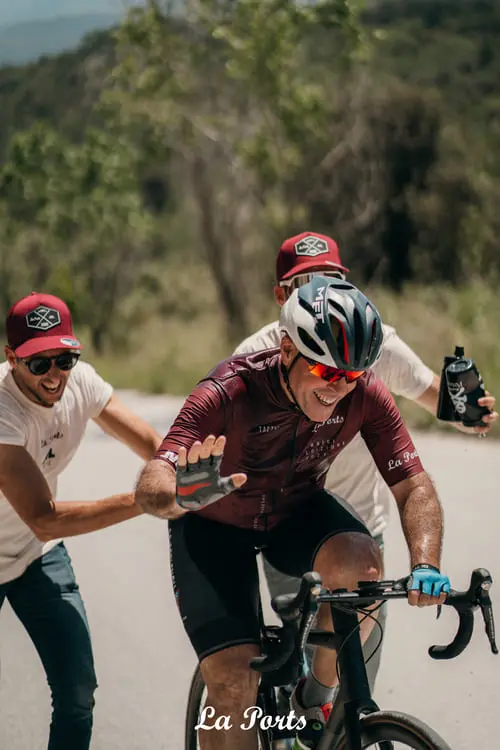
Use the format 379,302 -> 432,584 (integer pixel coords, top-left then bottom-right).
264,530 -> 386,688
265,490 -> 382,690
6,543 -> 97,750
169,513 -> 262,750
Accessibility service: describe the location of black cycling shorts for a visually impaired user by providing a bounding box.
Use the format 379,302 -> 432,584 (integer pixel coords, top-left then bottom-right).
168,488 -> 371,662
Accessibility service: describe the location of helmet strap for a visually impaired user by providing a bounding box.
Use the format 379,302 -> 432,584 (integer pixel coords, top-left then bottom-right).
280,353 -> 305,414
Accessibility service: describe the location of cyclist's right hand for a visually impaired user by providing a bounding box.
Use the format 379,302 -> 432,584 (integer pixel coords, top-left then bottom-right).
176,434 -> 247,511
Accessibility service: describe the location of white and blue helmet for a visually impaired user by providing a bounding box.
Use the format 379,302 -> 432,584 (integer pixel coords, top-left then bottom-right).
279,277 -> 384,370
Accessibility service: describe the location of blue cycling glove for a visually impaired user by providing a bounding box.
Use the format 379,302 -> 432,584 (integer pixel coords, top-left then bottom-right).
408,564 -> 450,597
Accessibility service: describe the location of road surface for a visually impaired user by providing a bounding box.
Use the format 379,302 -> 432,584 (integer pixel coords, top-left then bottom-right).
0,391 -> 498,749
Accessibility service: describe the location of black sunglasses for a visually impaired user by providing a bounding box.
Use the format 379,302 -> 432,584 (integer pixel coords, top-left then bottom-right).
20,352 -> 81,376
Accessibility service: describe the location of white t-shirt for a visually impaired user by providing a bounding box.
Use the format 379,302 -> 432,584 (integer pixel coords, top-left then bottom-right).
234,322 -> 434,536
0,361 -> 113,584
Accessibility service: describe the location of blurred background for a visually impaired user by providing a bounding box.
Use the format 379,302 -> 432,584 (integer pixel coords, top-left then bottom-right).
0,0 -> 499,432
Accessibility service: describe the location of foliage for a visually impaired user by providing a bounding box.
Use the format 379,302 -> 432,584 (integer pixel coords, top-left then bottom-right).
0,0 -> 499,398
0,122 -> 158,351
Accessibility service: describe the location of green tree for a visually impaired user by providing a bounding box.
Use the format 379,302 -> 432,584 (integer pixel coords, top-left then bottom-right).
107,0 -> 365,341
0,122 -> 156,351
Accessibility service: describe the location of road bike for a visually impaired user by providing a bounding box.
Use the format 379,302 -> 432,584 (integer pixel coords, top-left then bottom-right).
185,567 -> 497,749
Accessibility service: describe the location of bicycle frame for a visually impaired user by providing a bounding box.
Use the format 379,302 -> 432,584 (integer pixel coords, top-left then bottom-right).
313,603 -> 382,750
256,603 -> 382,750
248,568 -> 497,750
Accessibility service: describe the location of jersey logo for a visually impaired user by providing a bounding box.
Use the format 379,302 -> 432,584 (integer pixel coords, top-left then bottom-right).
251,423 -> 280,434
26,306 -> 61,331
42,448 -> 56,466
294,236 -> 329,258
387,450 -> 419,471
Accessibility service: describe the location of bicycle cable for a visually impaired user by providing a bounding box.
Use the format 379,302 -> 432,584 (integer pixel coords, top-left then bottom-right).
330,601 -> 385,683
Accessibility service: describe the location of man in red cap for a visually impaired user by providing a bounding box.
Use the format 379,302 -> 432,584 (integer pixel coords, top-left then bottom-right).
0,292 -> 163,750
234,232 -> 497,743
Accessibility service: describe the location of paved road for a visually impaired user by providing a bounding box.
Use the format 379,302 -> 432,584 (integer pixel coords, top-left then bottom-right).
0,392 -> 498,749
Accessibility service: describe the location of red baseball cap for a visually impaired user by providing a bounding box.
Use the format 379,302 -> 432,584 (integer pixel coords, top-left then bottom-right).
276,232 -> 349,282
6,292 -> 81,358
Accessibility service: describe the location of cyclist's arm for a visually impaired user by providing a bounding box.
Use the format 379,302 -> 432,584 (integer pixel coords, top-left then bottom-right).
135,381 -> 227,518
0,444 -> 140,542
390,472 -> 443,570
361,377 -> 443,569
93,393 -> 163,460
134,457 -> 184,520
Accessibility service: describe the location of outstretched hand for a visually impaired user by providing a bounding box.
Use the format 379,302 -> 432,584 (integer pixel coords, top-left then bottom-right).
455,391 -> 498,436
176,435 -> 247,511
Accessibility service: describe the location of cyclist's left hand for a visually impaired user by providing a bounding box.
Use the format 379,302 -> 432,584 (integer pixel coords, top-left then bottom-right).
407,566 -> 450,607
454,390 -> 498,435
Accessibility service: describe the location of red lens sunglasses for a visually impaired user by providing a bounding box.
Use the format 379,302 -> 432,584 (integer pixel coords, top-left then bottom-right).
305,358 -> 365,384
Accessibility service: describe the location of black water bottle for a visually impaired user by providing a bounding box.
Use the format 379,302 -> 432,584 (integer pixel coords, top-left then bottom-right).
436,349 -> 461,422
445,347 -> 490,427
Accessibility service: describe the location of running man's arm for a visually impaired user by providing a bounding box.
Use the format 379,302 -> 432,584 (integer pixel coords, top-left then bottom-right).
93,393 -> 163,460
415,373 -> 497,434
379,330 -> 497,433
0,444 -> 140,542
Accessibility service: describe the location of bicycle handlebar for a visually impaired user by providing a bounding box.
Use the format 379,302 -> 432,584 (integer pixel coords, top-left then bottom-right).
250,568 -> 498,676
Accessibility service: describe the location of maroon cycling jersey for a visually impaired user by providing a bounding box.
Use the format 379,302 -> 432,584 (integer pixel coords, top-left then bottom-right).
156,349 -> 424,531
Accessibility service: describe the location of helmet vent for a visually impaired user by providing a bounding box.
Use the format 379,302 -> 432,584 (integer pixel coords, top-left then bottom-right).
328,299 -> 346,317
353,306 -> 365,363
298,327 -> 324,357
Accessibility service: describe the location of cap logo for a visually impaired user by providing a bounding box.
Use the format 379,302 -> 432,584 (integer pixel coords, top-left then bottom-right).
294,235 -> 329,257
25,305 -> 61,331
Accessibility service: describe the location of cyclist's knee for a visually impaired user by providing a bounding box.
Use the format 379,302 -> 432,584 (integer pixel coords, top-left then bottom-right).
315,531 -> 382,590
200,644 -> 260,709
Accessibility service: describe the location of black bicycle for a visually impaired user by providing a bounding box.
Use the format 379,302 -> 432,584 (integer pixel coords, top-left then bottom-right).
185,567 -> 497,749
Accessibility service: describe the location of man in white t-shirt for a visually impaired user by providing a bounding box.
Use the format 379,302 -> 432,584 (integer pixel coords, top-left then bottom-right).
0,292 -> 163,750
234,231 -> 497,694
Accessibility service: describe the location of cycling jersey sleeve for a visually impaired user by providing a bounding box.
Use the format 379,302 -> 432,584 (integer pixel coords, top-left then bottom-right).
155,381 -> 227,470
361,376 -> 424,487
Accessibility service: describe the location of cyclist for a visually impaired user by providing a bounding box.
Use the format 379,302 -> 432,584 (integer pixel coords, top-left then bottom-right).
234,231 -> 498,693
0,292 -> 163,750
136,278 -> 451,750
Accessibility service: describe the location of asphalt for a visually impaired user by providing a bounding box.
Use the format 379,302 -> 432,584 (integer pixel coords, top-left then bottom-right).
0,391 -> 498,749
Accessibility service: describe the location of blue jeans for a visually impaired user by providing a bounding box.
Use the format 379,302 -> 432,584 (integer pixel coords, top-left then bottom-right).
0,542 -> 97,750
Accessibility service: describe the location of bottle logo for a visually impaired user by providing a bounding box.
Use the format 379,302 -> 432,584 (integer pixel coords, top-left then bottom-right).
447,381 -> 467,415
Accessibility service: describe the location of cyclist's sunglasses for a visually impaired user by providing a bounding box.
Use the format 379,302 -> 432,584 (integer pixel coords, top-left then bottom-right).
279,269 -> 346,292
20,352 -> 81,376
305,358 -> 365,384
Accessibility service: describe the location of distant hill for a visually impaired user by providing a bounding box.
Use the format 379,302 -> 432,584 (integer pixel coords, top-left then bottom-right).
0,1 -> 140,28
0,13 -> 121,65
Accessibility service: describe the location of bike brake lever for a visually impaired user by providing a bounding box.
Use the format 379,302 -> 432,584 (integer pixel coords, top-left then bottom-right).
480,599 -> 499,655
